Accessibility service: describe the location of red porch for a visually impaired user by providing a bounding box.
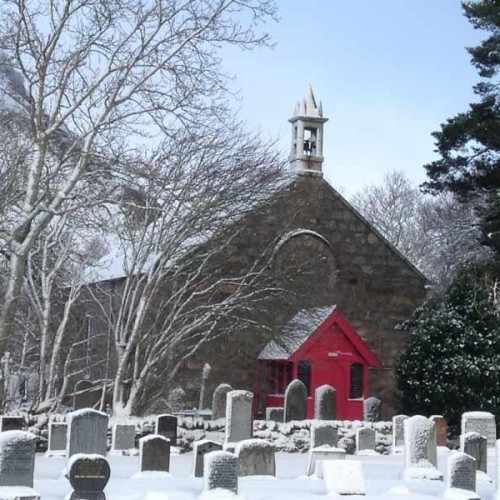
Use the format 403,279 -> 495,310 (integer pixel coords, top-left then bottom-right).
254,306 -> 381,420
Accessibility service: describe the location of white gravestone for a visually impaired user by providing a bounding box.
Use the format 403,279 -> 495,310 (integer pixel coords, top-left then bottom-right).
224,390 -> 253,446
493,440 -> 500,500
443,451 -> 479,500
306,446 -> 345,478
356,427 -> 376,454
462,411 -> 496,446
403,415 -> 442,480
204,450 -> 238,494
111,424 -> 136,454
46,422 -> 67,457
392,415 -> 408,453
323,460 -> 366,496
235,439 -> 275,477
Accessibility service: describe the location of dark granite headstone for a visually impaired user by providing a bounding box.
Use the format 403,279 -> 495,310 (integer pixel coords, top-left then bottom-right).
193,440 -> 222,477
68,454 -> 110,500
461,432 -> 487,473
73,380 -> 99,410
0,431 -> 36,487
284,379 -> 307,422
139,435 -> 170,472
111,424 -> 135,452
66,409 -> 108,458
0,416 -> 24,432
155,414 -> 177,446
314,385 -> 336,420
310,422 -> 338,448
211,384 -> 233,420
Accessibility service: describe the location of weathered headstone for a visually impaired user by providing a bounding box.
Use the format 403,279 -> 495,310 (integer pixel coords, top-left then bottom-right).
66,409 -> 108,458
0,431 -> 36,488
155,414 -> 177,447
138,435 -> 170,473
67,454 -> 110,500
235,439 -> 275,477
0,416 -> 23,432
363,397 -> 381,422
461,432 -> 488,475
167,387 -> 186,413
494,439 -> 500,499
323,460 -> 366,495
46,422 -> 67,457
111,424 -> 135,453
204,450 -> 238,494
356,427 -> 375,453
306,446 -> 345,478
314,384 -> 336,420
224,390 -> 253,445
462,411 -> 496,447
430,415 -> 447,447
443,451 -> 479,500
193,440 -> 222,478
403,415 -> 442,480
73,380 -> 97,410
211,384 -> 233,420
265,407 -> 284,422
392,415 -> 408,453
310,422 -> 337,448
284,379 -> 307,422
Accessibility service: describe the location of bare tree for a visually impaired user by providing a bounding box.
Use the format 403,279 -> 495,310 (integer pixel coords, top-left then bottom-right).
0,0 -> 278,394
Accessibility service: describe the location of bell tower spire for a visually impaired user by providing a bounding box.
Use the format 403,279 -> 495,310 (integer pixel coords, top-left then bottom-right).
289,85 -> 328,176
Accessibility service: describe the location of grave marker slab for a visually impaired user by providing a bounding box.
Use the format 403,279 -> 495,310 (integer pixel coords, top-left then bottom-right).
155,414 -> 177,447
0,431 -> 36,488
235,439 -> 275,477
224,390 -> 253,445
363,397 -> 381,422
203,450 -> 238,494
66,409 -> 108,459
265,407 -> 284,422
73,380 -> 98,411
284,379 -> 307,422
314,384 -> 336,420
310,422 -> 337,448
306,446 -> 345,478
111,424 -> 135,453
392,415 -> 408,453
356,427 -> 376,453
444,451 -> 478,499
461,432 -> 490,482
211,384 -> 233,420
46,422 -> 67,457
323,460 -> 366,496
462,411 -> 496,446
193,440 -> 222,478
0,416 -> 23,432
138,435 -> 170,473
430,415 -> 448,447
67,454 -> 110,500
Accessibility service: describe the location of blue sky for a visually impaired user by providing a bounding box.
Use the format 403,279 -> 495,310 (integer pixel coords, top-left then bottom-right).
222,0 -> 485,195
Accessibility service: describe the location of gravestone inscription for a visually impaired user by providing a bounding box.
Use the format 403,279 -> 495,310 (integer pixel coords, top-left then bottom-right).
446,451 -> 476,493
68,454 -> 110,500
461,411 -> 496,446
0,431 -> 36,488
204,450 -> 238,494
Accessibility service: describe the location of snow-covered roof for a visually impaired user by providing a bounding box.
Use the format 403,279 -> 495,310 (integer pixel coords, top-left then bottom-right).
258,306 -> 336,360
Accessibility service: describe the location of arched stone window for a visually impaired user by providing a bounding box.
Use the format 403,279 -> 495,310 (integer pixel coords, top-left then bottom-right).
349,363 -> 364,399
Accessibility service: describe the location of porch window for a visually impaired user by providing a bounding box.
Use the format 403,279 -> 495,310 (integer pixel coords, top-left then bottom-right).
268,361 -> 293,394
297,360 -> 311,396
349,363 -> 364,399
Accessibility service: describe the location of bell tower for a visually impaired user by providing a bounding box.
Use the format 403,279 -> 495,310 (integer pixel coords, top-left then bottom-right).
289,85 -> 328,175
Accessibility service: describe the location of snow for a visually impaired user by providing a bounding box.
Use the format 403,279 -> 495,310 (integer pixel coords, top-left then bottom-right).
464,412 -> 495,419
0,486 -> 40,500
0,430 -> 35,445
322,460 -> 365,495
68,408 -> 108,419
67,453 -> 106,469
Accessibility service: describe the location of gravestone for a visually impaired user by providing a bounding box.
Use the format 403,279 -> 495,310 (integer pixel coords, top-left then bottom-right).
430,415 -> 447,447
363,397 -> 381,422
265,407 -> 284,422
224,390 -> 253,445
46,422 -> 67,456
403,415 -> 442,480
310,422 -> 338,448
0,416 -> 23,432
314,384 -> 336,420
139,435 -> 170,473
461,432 -> 487,474
392,415 -> 408,452
193,440 -> 222,478
155,414 -> 177,447
111,424 -> 135,453
323,460 -> 366,495
356,427 -> 375,453
211,384 -> 233,420
0,431 -> 36,488
235,439 -> 275,477
204,450 -> 238,494
284,379 -> 307,422
67,454 -> 110,500
494,440 -> 500,499
462,412 -> 496,446
306,446 -> 345,478
167,387 -> 186,413
73,380 -> 97,410
66,409 -> 108,458
443,451 -> 479,500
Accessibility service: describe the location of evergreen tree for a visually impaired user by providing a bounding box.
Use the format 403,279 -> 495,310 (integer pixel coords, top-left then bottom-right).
396,267 -> 500,432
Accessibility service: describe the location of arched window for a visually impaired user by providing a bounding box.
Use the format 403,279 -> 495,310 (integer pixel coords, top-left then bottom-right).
349,363 -> 364,399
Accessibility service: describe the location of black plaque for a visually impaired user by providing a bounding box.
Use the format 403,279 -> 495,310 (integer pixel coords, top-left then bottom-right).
68,455 -> 110,500
1,416 -> 24,431
156,414 -> 177,446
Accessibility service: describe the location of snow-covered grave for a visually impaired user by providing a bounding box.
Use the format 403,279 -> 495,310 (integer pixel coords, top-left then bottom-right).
462,412 -> 496,447
24,444 -> 500,499
461,432 -> 492,483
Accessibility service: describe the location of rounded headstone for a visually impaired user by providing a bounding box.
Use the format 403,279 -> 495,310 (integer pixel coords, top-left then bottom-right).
68,454 -> 110,498
363,397 -> 381,422
314,384 -> 336,420
212,384 -> 233,420
284,379 -> 308,422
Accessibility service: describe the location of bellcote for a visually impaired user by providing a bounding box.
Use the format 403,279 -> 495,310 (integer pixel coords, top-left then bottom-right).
289,85 -> 328,176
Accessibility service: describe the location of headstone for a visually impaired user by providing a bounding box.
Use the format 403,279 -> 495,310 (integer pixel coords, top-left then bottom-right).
211,384 -> 233,420
193,440 -> 222,478
462,411 -> 496,447
314,384 -> 336,420
235,439 -> 275,477
265,407 -> 284,422
0,431 -> 36,488
139,435 -> 170,473
323,460 -> 366,495
443,451 -> 479,500
67,454 -> 110,500
224,390 -> 253,445
46,422 -> 67,456
356,427 -> 375,453
310,422 -> 337,448
66,409 -> 108,458
392,415 -> 408,453
403,415 -> 442,480
155,414 -> 177,446
494,439 -> 500,499
430,415 -> 447,447
0,416 -> 23,432
461,432 -> 487,474
111,424 -> 135,453
284,379 -> 307,422
167,387 -> 186,413
363,397 -> 381,422
204,450 -> 238,494
306,446 -> 345,478
73,380 -> 97,410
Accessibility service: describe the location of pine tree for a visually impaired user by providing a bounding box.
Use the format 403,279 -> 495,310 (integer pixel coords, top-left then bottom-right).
396,267 -> 500,432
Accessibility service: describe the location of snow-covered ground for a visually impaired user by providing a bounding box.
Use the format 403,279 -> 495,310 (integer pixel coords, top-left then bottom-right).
34,447 -> 497,499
